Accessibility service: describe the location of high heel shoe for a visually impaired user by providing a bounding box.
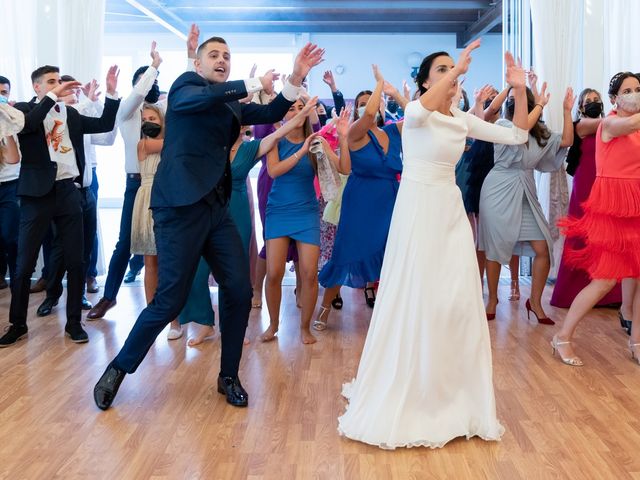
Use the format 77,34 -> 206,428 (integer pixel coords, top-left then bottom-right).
331,294 -> 343,310
550,335 -> 584,366
313,305 -> 330,331
526,299 -> 555,325
629,340 -> 640,365
618,310 -> 632,336
508,279 -> 520,301
364,287 -> 376,308
486,299 -> 498,321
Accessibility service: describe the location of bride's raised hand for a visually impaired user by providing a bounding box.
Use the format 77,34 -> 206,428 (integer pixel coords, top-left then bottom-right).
453,39 -> 480,76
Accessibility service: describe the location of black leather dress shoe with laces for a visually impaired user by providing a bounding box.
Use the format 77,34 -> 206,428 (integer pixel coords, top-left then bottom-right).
0,325 -> 28,348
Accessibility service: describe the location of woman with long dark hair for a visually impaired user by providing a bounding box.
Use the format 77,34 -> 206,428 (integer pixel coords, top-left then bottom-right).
477,82 -> 574,323
338,42 -> 529,449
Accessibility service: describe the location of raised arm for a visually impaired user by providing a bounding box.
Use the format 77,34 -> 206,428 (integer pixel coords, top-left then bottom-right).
484,86 -> 509,119
80,66 -> 121,134
575,117 -> 602,138
257,97 -> 318,157
602,112 -> 640,141
266,132 -> 319,178
560,88 -> 576,147
349,64 -> 384,144
323,70 -> 345,115
117,42 -> 162,124
465,112 -> 528,145
17,81 -> 82,134
334,104 -> 352,174
504,52 -> 528,131
383,81 -> 409,110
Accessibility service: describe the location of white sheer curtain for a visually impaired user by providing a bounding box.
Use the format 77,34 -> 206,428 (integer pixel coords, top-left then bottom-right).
0,0 -> 105,101
604,1 -> 640,85
530,0 -> 583,276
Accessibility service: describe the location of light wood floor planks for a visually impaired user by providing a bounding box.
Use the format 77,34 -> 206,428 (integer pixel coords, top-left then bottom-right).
0,280 -> 639,480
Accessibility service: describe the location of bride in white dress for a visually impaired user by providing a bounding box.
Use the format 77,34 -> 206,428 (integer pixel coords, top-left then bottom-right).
338,41 -> 530,449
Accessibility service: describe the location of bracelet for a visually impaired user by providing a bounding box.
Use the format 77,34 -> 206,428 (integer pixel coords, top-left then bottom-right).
535,103 -> 544,110
293,151 -> 300,161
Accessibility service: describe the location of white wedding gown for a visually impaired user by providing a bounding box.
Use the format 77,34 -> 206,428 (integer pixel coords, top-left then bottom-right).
338,100 -> 528,449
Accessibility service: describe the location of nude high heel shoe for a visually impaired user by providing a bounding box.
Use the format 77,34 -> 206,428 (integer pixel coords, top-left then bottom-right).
550,335 -> 584,366
313,305 -> 330,331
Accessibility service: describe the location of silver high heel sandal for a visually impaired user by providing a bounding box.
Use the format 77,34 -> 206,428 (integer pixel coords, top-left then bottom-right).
313,305 -> 330,331
550,335 -> 584,366
629,340 -> 640,365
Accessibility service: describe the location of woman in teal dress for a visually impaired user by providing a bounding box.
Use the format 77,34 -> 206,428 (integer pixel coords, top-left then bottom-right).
180,99 -> 320,346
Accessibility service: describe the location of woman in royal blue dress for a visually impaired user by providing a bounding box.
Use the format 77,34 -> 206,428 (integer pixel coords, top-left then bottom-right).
261,99 -> 346,344
315,65 -> 404,330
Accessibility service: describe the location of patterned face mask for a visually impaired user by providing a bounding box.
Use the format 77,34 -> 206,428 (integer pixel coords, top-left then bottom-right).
616,92 -> 640,113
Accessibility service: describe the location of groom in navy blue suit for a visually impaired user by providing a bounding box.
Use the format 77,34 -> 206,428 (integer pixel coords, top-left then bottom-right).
94,37 -> 324,410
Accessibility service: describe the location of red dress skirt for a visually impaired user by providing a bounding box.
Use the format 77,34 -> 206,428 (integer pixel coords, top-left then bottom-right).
559,116 -> 640,280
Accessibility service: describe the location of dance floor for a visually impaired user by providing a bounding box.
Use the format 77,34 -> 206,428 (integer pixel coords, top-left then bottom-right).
0,279 -> 638,479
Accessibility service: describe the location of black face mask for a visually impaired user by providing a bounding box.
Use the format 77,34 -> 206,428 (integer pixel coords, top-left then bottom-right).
387,100 -> 399,114
318,114 -> 328,126
505,97 -> 515,117
145,83 -> 160,104
141,121 -> 162,138
583,101 -> 603,118
483,98 -> 494,110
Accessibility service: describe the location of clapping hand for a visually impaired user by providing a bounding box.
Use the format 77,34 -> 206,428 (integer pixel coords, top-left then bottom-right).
187,24 -> 200,57
563,87 -> 576,111
505,52 -> 526,89
259,69 -> 280,95
474,84 -> 494,104
527,68 -> 538,90
290,43 -> 325,86
534,81 -> 550,107
454,39 -> 481,76
150,41 -> 162,68
105,65 -> 119,95
249,63 -> 258,78
334,104 -> 353,137
52,80 -> 83,99
402,80 -> 411,100
322,70 -> 337,91
84,79 -> 101,102
372,64 -> 384,83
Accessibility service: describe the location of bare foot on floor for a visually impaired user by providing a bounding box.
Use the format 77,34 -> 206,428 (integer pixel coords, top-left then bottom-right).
301,329 -> 317,345
187,326 -> 215,347
260,325 -> 278,342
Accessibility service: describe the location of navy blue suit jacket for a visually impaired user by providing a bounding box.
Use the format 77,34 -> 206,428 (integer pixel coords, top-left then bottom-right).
151,71 -> 295,208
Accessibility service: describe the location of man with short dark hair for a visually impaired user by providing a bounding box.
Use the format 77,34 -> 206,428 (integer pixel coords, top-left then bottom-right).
94,35 -> 324,410
0,65 -> 121,347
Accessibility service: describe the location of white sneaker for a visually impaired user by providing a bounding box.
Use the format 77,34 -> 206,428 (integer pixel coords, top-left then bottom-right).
167,326 -> 184,340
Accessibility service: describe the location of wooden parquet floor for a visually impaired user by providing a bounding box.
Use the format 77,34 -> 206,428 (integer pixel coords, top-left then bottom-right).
0,280 -> 638,480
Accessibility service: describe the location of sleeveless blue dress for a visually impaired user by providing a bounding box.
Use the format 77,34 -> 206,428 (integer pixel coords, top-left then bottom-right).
319,123 -> 402,288
265,138 -> 320,246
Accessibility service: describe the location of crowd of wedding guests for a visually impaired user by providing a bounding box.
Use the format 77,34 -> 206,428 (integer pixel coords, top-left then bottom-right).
0,24 -> 638,372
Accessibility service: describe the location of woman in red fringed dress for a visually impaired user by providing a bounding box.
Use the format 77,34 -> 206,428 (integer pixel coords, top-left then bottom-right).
552,72 -> 640,366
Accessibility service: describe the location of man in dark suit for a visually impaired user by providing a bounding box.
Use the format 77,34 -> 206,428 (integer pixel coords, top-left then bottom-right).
94,37 -> 324,410
0,65 -> 121,347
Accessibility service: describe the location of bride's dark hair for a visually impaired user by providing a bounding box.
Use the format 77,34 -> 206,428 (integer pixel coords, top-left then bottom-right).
505,86 -> 550,148
415,51 -> 450,95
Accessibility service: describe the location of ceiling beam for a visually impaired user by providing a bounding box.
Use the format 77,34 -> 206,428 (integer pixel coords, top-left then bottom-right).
456,0 -> 502,47
124,0 -> 189,40
165,0 -> 493,9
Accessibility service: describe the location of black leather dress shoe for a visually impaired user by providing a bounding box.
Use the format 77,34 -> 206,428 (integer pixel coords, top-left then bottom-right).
37,297 -> 59,317
94,363 -> 126,410
81,295 -> 93,310
217,376 -> 249,407
0,325 -> 28,348
65,323 -> 89,343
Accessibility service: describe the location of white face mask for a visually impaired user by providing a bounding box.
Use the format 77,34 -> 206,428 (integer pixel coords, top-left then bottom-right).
357,106 -> 381,123
616,92 -> 640,113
